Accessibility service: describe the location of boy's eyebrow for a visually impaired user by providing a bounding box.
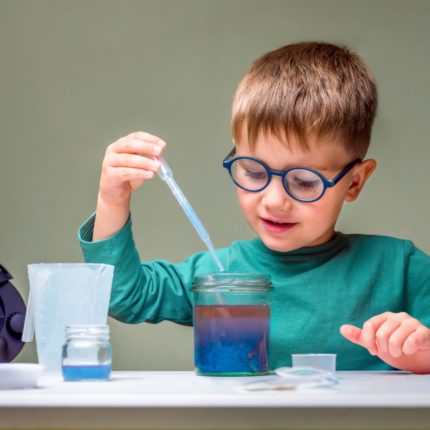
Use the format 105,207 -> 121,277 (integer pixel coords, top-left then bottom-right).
302,165 -> 331,173
235,149 -> 340,173
259,158 -> 333,173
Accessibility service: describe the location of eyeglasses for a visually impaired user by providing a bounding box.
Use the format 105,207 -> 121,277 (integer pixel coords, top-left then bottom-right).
223,148 -> 361,203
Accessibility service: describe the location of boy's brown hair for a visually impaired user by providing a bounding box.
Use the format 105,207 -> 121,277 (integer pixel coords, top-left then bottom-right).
232,42 -> 377,157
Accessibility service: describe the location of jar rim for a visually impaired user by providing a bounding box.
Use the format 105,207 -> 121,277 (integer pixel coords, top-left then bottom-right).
191,272 -> 272,292
65,324 -> 110,339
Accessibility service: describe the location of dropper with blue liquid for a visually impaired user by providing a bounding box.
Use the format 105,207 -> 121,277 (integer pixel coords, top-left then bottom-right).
155,157 -> 225,273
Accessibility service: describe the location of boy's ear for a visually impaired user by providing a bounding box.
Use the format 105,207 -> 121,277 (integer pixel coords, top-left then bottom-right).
344,159 -> 377,202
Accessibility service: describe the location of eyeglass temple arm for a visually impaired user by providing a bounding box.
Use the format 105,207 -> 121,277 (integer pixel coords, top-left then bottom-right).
329,159 -> 362,186
223,147 -> 237,163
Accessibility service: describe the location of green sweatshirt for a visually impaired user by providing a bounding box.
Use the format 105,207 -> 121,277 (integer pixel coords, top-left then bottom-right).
78,213 -> 430,371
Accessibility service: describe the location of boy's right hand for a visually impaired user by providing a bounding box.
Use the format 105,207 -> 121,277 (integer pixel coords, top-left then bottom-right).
92,131 -> 166,241
99,131 -> 166,207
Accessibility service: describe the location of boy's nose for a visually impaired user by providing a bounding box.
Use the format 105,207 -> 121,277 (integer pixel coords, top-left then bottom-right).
261,176 -> 293,211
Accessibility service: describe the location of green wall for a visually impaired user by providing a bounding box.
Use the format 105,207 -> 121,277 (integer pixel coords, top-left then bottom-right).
1,0 -> 429,370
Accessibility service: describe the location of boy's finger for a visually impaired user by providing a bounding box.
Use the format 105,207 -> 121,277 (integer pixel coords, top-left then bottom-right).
128,130 -> 165,145
360,322 -> 378,355
403,326 -> 430,355
112,138 -> 165,156
339,324 -> 363,345
109,153 -> 160,171
385,320 -> 417,357
105,166 -> 155,182
340,324 -> 376,356
130,131 -> 167,150
361,313 -> 391,355
375,318 -> 402,355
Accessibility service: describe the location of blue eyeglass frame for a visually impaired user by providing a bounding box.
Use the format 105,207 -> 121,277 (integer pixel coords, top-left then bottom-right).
222,148 -> 362,203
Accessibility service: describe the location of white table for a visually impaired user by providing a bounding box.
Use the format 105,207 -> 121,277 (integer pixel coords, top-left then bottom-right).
1,371 -> 430,429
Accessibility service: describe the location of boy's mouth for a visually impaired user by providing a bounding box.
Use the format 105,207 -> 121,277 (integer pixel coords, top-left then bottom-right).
260,217 -> 298,234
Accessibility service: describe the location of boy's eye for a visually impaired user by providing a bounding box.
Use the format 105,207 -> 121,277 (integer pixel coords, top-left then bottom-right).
234,159 -> 268,183
293,178 -> 320,189
245,169 -> 267,180
286,170 -> 323,197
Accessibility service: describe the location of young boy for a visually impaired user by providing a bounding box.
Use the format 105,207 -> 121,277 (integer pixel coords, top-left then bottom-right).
79,42 -> 430,373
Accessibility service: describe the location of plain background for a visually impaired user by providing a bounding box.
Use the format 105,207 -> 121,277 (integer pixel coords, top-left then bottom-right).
1,0 -> 429,370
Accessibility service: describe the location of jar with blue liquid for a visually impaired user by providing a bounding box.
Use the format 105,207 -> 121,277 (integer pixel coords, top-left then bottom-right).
191,273 -> 272,376
62,324 -> 112,381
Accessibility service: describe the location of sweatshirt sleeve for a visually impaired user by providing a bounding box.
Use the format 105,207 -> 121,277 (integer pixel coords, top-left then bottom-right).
404,241 -> 430,328
78,213 -> 225,325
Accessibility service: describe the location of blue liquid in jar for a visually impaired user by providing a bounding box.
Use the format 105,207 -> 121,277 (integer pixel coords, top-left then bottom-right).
62,364 -> 111,381
194,305 -> 270,376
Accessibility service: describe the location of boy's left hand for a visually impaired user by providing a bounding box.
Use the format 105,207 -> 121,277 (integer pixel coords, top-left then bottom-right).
340,312 -> 430,373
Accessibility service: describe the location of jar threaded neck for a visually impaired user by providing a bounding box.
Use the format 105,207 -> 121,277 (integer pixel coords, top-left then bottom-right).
65,324 -> 110,340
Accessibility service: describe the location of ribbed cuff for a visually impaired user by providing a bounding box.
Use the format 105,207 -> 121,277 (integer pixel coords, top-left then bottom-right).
77,212 -> 133,256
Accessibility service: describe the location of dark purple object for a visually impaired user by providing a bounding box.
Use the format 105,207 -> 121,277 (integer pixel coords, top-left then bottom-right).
0,264 -> 26,362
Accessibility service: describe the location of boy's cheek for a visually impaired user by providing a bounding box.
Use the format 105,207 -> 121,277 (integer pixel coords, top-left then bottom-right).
236,189 -> 256,212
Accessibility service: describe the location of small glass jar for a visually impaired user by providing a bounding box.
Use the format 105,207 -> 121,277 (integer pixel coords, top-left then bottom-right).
191,273 -> 272,376
62,324 -> 112,381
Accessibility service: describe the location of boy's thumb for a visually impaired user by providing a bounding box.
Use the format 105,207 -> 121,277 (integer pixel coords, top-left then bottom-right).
339,324 -> 363,346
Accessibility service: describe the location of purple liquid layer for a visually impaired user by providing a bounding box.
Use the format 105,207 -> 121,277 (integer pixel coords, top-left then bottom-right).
62,364 -> 111,381
194,305 -> 270,375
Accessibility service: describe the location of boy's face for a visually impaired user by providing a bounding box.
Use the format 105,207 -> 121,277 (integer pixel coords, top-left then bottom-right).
234,130 -> 375,252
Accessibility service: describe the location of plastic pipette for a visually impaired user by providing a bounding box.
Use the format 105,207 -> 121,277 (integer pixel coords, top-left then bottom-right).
155,157 -> 225,272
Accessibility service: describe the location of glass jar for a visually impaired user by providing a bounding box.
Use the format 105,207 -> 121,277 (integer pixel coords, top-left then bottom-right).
191,273 -> 272,376
62,324 -> 112,381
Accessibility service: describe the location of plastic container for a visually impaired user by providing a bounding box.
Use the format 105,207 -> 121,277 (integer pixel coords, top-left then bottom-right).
0,363 -> 43,389
191,273 -> 272,376
291,354 -> 337,373
23,263 -> 114,373
62,324 -> 112,381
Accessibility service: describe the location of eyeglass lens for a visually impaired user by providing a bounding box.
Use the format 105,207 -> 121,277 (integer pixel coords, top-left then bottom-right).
231,158 -> 324,201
